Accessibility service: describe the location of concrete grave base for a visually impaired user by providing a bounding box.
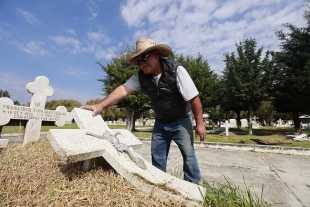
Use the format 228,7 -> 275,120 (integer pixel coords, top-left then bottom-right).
0,139 -> 9,148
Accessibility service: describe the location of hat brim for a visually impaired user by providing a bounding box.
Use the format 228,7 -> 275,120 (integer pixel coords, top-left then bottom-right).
127,44 -> 172,64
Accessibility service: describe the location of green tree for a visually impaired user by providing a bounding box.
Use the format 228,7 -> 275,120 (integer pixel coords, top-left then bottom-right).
173,53 -> 220,112
97,47 -> 150,131
0,89 -> 20,105
222,38 -> 273,135
218,74 -> 246,129
271,2 -> 310,132
255,101 -> 276,126
0,89 -> 11,98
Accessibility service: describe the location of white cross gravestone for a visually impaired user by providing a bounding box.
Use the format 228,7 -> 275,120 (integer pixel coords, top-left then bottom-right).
225,120 -> 229,136
0,76 -> 73,146
48,108 -> 206,206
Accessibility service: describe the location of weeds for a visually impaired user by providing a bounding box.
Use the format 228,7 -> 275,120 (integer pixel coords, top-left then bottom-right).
200,176 -> 272,207
168,166 -> 183,179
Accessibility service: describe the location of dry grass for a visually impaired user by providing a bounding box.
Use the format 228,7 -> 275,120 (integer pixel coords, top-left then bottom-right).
0,141 -> 175,207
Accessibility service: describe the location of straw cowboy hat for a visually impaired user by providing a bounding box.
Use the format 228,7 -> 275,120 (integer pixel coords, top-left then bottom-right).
127,37 -> 172,64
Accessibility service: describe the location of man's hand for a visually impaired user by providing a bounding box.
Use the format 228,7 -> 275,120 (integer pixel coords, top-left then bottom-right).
195,123 -> 207,141
80,104 -> 103,116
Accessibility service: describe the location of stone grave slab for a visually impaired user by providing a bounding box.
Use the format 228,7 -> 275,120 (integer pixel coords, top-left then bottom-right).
47,108 -> 206,206
0,139 -> 9,148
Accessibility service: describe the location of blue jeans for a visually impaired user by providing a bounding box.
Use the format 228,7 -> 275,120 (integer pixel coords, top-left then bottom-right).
151,114 -> 201,183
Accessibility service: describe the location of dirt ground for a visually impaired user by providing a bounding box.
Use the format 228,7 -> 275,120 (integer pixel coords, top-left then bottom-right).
0,141 -> 176,207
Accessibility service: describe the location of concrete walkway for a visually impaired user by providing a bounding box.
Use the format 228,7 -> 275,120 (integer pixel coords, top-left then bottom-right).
136,141 -> 310,207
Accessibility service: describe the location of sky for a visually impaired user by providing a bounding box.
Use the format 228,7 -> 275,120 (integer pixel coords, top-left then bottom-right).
0,0 -> 307,106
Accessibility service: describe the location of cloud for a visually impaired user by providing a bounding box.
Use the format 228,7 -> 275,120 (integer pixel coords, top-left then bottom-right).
94,46 -> 118,59
121,0 -> 307,73
89,7 -> 98,20
87,31 -> 110,43
0,28 -> 11,39
88,0 -> 99,20
62,67 -> 87,77
50,36 -> 82,54
17,8 -> 39,25
68,29 -> 76,35
19,41 -> 48,55
50,31 -> 115,60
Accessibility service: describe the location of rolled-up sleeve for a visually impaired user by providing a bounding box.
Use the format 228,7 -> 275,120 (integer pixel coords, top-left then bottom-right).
123,72 -> 142,92
176,66 -> 199,101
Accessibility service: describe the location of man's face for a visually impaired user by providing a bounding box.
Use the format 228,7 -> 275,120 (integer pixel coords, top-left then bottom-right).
136,51 -> 159,75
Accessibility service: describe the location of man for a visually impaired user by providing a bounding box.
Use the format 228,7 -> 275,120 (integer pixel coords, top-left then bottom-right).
81,37 -> 207,183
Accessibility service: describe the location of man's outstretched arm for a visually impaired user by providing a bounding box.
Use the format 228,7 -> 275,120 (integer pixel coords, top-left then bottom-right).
81,85 -> 134,116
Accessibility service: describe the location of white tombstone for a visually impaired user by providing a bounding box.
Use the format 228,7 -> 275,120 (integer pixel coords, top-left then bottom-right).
252,117 -> 260,129
48,108 -> 205,206
277,118 -> 284,127
0,76 -> 73,146
241,119 -> 248,127
229,119 -> 237,127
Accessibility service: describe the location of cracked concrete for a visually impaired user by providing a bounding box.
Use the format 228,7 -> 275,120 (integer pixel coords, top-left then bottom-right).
136,141 -> 310,207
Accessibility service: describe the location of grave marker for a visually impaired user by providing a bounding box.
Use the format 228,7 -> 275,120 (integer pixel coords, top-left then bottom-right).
0,76 -> 73,146
24,76 -> 54,145
229,119 -> 237,127
241,119 -> 248,127
225,120 -> 229,136
0,139 -> 9,148
48,108 -> 205,206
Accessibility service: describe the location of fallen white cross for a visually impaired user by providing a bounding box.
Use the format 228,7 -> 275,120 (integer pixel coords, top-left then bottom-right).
48,108 -> 206,206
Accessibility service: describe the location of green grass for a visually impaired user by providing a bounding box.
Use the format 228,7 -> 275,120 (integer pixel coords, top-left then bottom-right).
2,124 -> 310,148
1,124 -> 79,134
204,126 -> 310,148
201,176 -> 272,207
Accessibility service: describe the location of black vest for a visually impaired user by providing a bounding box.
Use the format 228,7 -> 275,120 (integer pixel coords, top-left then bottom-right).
138,58 -> 191,122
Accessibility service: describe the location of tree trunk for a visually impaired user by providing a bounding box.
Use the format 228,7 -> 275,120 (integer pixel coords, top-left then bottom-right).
292,111 -> 300,133
236,110 -> 241,130
125,105 -> 136,132
248,106 -> 253,135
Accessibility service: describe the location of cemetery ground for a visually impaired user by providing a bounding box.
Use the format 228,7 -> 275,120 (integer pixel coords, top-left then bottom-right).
0,141 -> 174,207
1,124 -> 309,206
2,124 -> 310,148
0,139 -> 273,207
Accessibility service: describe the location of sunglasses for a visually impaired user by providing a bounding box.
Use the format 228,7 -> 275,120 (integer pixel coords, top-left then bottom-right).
136,52 -> 154,66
